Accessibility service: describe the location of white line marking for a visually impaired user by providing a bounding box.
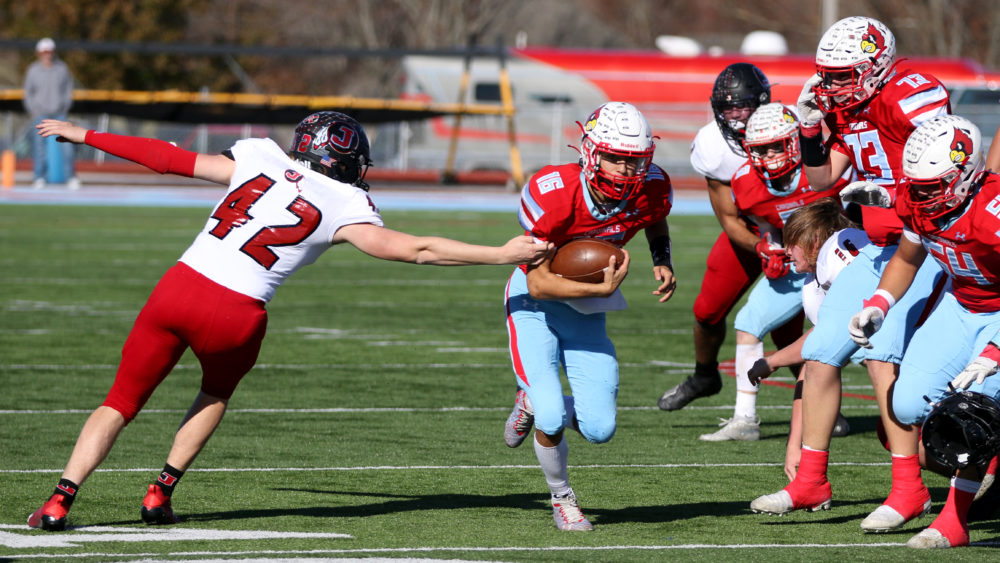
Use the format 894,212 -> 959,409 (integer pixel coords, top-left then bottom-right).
0,525 -> 350,549
0,404 -> 881,415
0,461 -> 890,474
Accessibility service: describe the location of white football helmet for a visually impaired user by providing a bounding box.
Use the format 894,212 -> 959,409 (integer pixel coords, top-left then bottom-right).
577,101 -> 655,202
813,16 -> 896,112
901,115 -> 984,220
743,103 -> 801,180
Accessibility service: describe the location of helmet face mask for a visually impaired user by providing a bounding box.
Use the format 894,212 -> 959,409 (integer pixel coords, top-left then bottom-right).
742,103 -> 800,181
289,111 -> 372,190
578,102 -> 655,204
710,63 -> 771,155
901,115 -> 984,222
813,16 -> 896,112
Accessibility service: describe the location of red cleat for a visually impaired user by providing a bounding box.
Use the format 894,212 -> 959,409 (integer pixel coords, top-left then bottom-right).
27,494 -> 71,531
140,483 -> 179,525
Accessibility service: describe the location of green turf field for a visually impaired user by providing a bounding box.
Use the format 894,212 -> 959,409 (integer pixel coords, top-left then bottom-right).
0,205 -> 994,561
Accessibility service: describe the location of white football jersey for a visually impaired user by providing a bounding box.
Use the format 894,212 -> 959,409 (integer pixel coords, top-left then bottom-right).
689,121 -> 747,182
180,138 -> 383,302
802,228 -> 871,323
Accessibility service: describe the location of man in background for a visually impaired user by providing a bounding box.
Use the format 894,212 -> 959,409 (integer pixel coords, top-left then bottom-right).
24,37 -> 79,190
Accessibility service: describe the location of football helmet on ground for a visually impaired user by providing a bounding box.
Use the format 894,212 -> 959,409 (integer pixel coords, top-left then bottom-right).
710,63 -> 772,154
813,16 -> 896,113
743,103 -> 801,181
922,390 -> 1000,471
289,111 -> 372,190
577,101 -> 655,203
899,115 -> 984,222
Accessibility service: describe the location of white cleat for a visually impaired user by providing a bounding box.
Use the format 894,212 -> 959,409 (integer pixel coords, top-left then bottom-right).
906,528 -> 953,549
750,489 -> 831,515
503,389 -> 533,448
975,472 -> 994,501
860,500 -> 932,532
699,415 -> 760,441
551,490 -> 593,531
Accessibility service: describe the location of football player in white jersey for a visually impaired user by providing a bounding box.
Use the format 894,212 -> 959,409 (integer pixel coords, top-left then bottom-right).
26,113 -> 552,532
746,198 -> 869,480
658,63 -> 804,412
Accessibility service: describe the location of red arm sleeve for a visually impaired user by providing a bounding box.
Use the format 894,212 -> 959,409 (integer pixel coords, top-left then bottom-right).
84,130 -> 198,177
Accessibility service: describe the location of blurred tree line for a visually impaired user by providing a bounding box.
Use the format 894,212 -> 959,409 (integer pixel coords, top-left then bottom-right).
2,0 -> 999,97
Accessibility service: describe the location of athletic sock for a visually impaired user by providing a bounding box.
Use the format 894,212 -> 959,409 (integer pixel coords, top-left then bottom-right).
928,477 -> 978,547
784,447 -> 832,505
533,435 -> 570,497
884,454 -> 929,518
155,464 -> 184,497
694,361 -> 719,378
53,478 -> 80,507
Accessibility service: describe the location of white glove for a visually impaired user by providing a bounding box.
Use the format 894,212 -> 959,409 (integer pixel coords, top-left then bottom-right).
848,306 -> 885,348
951,344 -> 1000,389
797,74 -> 825,130
839,180 -> 892,208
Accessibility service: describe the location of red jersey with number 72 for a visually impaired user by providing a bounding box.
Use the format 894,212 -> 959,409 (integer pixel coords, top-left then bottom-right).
826,68 -> 950,246
179,138 -> 383,302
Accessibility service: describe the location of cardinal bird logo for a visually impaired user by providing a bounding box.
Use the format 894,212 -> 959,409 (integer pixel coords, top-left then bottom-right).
781,107 -> 797,124
861,23 -> 886,58
950,128 -> 974,170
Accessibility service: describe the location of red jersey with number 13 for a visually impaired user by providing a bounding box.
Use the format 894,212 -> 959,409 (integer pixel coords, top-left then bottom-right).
826,68 -> 950,245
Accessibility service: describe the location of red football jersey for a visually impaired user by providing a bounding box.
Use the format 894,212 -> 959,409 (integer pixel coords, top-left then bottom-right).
825,68 -> 951,246
517,162 -> 673,270
731,164 -> 845,244
896,174 -> 1000,313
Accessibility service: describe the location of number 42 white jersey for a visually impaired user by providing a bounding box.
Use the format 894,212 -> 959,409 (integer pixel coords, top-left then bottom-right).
179,137 -> 383,303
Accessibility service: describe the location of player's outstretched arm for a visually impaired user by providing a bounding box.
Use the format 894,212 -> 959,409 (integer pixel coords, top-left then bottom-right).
36,119 -> 235,185
334,222 -> 553,266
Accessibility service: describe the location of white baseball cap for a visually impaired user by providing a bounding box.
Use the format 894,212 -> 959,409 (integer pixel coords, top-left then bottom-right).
36,38 -> 55,53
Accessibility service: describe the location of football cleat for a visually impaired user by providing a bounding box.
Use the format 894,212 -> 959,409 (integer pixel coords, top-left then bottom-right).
750,485 -> 832,515
832,412 -> 850,437
860,499 -> 932,532
699,415 -> 760,441
907,527 -> 966,549
141,484 -> 179,525
969,472 -> 1000,521
504,389 -> 534,448
27,494 -> 71,531
551,490 -> 593,531
657,371 -> 722,411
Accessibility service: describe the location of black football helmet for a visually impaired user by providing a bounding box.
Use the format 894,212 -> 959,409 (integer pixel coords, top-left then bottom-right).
289,111 -> 372,191
710,63 -> 771,155
922,390 -> 1000,471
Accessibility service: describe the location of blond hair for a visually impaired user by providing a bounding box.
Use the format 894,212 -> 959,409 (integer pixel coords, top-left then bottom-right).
783,198 -> 857,268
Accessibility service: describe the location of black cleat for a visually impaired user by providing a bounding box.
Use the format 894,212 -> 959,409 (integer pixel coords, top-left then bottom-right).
658,371 -> 722,411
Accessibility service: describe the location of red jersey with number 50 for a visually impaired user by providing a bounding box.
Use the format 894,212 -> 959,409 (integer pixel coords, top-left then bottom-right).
731,165 -> 844,244
896,174 -> 1000,313
826,68 -> 950,246
517,162 -> 672,258
180,138 -> 383,302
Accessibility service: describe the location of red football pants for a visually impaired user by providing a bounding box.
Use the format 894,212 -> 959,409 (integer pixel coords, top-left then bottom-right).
102,262 -> 268,422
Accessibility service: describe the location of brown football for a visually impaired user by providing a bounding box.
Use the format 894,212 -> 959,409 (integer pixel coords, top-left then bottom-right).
549,238 -> 625,284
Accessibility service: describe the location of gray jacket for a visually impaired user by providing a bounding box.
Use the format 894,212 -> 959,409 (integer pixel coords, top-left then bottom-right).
23,58 -> 74,117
